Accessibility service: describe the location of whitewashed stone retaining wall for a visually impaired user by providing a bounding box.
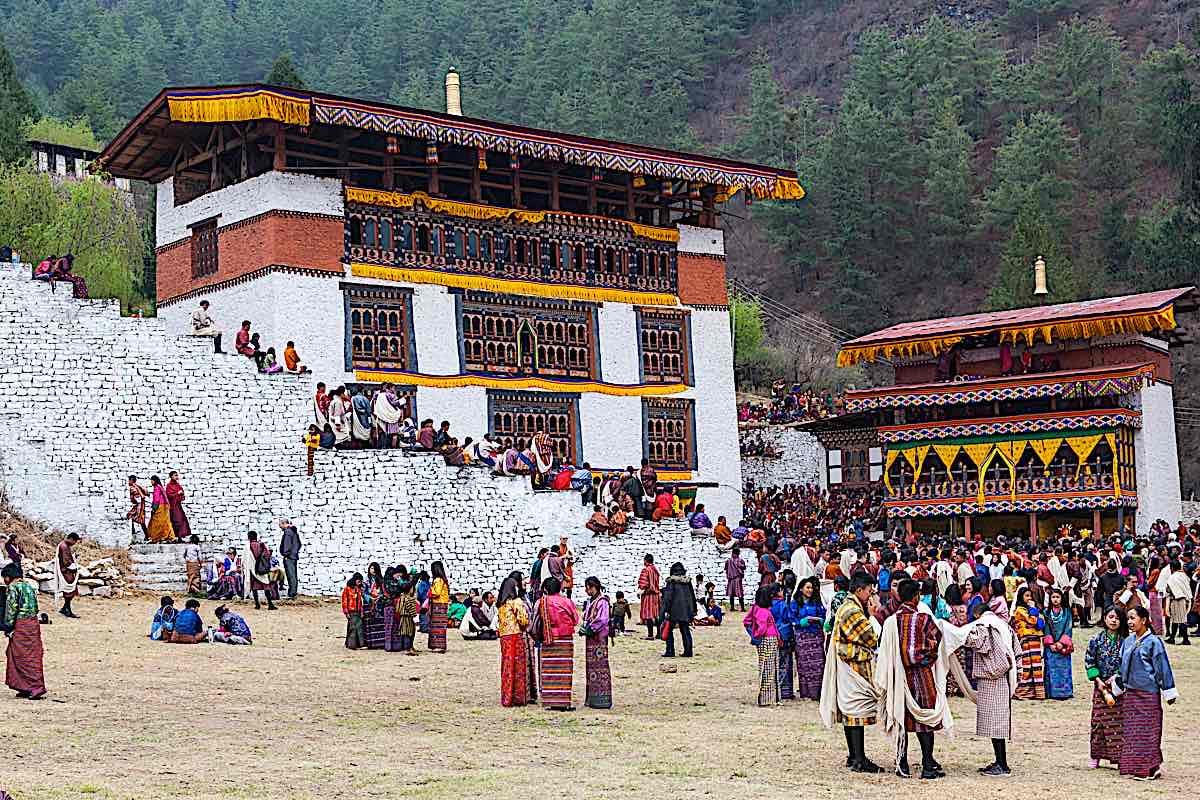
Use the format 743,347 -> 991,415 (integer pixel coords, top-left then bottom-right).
739,426 -> 825,491
0,263 -> 740,597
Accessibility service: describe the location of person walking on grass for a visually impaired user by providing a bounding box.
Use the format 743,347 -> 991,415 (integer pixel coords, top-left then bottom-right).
278,518 -> 302,600
342,573 -> 365,649
659,562 -> 697,658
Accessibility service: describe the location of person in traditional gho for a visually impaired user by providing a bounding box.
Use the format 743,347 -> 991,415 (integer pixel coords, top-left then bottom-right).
793,575 -> 826,701
350,388 -> 373,448
877,580 -> 944,779
963,602 -> 1020,776
313,382 -> 330,428
580,576 -> 612,709
234,320 -> 254,357
190,300 -> 223,353
532,576 -> 579,711
497,572 -> 530,707
744,584 -> 781,706
165,471 -> 192,541
1044,587 -> 1074,699
282,341 -> 307,373
126,475 -> 149,538
246,531 -> 278,611
55,532 -> 81,618
1010,587 -> 1045,700
724,547 -> 747,611
819,572 -> 883,774
146,475 -> 175,544
637,554 -> 661,640
372,383 -> 405,448
168,598 -> 207,644
1085,606 -> 1127,770
427,561 -> 450,653
1117,605 -> 1177,781
1163,559 -> 1193,645
327,388 -> 352,448
4,562 -> 46,700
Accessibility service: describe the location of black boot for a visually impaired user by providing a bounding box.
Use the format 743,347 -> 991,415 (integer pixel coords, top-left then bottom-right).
843,726 -> 855,768
850,727 -> 883,773
1182,624 -> 1192,645
1166,624 -> 1176,645
896,733 -> 911,778
982,738 -> 1010,775
917,732 -> 942,779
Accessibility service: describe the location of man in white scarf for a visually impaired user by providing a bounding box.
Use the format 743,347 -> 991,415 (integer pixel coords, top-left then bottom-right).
1164,559 -> 1194,644
819,573 -> 885,773
790,544 -> 816,581
933,551 -> 954,597
874,580 -> 958,779
1047,550 -> 1071,591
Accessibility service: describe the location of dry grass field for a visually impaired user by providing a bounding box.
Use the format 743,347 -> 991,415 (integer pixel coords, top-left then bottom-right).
2,595 -> 1194,799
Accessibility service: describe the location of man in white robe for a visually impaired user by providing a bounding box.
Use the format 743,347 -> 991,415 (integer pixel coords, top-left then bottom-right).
190,300 -> 224,353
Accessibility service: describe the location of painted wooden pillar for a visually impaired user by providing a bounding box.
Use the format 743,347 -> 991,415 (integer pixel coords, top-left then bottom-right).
964,515 -> 973,540
1092,508 -> 1102,537
1028,512 -> 1038,543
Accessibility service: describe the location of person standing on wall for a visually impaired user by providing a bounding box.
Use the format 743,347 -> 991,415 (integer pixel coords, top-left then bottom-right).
165,471 -> 192,542
126,475 -> 149,540
278,518 -> 302,600
246,531 -> 278,611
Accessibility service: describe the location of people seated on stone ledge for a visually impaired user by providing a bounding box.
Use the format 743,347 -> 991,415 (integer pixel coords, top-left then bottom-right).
235,320 -> 254,358
210,605 -> 252,644
319,423 -> 336,449
609,505 -> 629,535
432,420 -> 452,449
52,254 -> 88,298
475,432 -> 502,468
416,418 -> 436,450
150,595 -> 178,641
249,332 -> 266,369
572,463 -> 594,504
283,341 -> 308,373
586,505 -> 610,536
442,437 -> 467,467
33,256 -> 54,281
714,516 -> 733,548
207,548 -> 243,600
190,299 -> 224,353
259,347 -> 283,374
549,462 -> 574,491
689,503 -> 714,537
651,487 -> 677,522
167,598 -> 207,643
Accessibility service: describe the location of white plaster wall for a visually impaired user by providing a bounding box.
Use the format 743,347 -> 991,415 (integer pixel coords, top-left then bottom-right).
578,394 -> 642,469
409,283 -> 460,374
689,306 -> 741,518
1134,381 -> 1183,532
597,302 -> 639,384
677,224 -> 724,257
155,171 -> 344,245
0,264 -> 746,598
740,426 -> 826,489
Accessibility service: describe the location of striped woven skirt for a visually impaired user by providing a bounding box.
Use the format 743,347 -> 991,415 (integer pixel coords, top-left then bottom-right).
1149,591 -> 1165,634
382,605 -> 401,652
1090,684 -> 1122,763
5,617 -> 45,696
794,632 -> 825,700
1013,634 -> 1046,700
540,636 -> 574,709
500,634 -> 528,707
777,638 -> 795,699
365,603 -> 387,649
585,633 -> 612,709
756,636 -> 780,706
1119,689 -> 1163,777
427,602 -> 448,652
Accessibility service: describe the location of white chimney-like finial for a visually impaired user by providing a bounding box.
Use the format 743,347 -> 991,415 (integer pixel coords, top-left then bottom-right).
1033,255 -> 1049,296
446,69 -> 462,116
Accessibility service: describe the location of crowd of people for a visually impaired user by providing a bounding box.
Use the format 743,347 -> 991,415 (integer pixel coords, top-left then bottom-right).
125,472 -> 195,544
188,299 -> 311,374
738,383 -> 844,426
717,511 -> 1188,782
149,595 -> 253,644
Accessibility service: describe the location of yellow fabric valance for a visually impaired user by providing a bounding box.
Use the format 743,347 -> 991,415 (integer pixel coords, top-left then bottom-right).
883,449 -> 901,493
910,444 -> 933,484
998,307 -> 1176,347
931,444 -> 961,471
836,335 -> 964,368
353,370 -> 688,397
344,187 -> 681,243
1104,432 -> 1121,498
167,89 -> 310,126
350,263 -> 679,307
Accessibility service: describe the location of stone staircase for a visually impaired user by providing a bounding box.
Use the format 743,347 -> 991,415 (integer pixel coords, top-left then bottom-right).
129,544 -> 190,592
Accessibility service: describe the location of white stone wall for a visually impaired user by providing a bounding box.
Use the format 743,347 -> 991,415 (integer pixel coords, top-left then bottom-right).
739,426 -> 826,491
155,171 -> 344,245
1134,381 -> 1183,531
677,224 -> 724,256
0,263 -> 742,598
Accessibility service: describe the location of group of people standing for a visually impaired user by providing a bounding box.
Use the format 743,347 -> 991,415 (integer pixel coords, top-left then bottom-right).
126,472 -> 192,544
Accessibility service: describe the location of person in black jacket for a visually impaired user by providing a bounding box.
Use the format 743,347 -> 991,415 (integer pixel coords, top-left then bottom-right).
659,561 -> 697,658
620,468 -> 646,519
277,518 -> 302,600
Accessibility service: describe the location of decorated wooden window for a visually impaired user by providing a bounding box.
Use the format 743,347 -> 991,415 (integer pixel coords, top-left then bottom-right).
643,398 -> 695,471
190,218 -> 219,278
488,390 -> 579,463
344,284 -> 414,371
461,292 -> 594,379
638,309 -> 691,384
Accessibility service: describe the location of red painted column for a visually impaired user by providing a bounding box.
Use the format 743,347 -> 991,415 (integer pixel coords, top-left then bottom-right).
1028,512 -> 1038,543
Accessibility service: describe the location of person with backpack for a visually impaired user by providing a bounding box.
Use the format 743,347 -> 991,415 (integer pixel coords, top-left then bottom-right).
246,531 -> 277,610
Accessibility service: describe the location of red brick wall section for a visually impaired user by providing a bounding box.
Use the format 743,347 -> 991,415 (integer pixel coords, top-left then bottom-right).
156,211 -> 342,303
677,253 -> 728,306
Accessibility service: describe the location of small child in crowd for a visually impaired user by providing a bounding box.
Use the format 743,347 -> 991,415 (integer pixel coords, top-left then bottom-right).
610,590 -> 633,642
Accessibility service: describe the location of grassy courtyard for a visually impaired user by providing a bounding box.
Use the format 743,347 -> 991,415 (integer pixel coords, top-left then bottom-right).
1,595 -> 1195,799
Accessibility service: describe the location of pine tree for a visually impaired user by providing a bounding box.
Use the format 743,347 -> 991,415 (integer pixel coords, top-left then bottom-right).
920,99 -> 976,280
0,38 -> 36,164
265,53 -> 305,89
985,199 -> 1082,310
982,112 -> 1076,233
734,49 -> 791,166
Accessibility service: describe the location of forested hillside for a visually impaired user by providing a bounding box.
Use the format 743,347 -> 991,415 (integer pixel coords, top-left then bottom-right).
5,0 -> 1200,493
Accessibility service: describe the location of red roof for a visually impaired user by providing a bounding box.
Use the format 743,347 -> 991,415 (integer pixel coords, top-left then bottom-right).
842,287 -> 1194,348
844,363 -> 1156,401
